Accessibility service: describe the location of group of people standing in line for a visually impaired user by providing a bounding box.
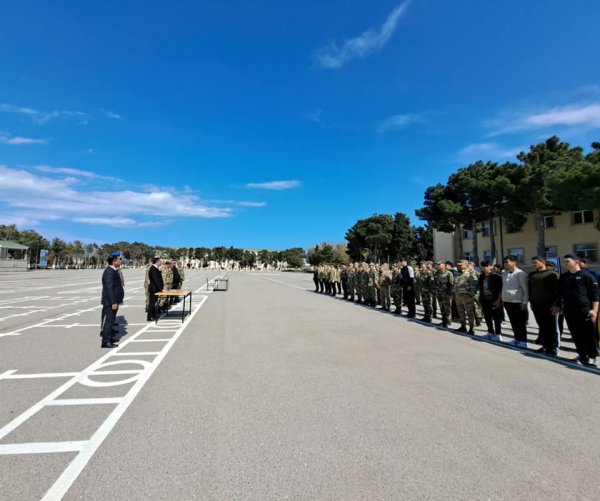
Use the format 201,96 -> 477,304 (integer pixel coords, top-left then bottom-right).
313,254 -> 600,367
100,255 -> 186,348
144,258 -> 186,321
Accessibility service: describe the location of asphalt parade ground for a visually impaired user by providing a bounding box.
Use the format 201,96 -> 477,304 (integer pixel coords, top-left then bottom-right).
1,270 -> 600,500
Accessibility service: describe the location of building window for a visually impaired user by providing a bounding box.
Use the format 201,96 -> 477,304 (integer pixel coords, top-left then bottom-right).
573,210 -> 594,225
462,228 -> 474,239
464,252 -> 474,262
574,243 -> 598,262
506,221 -> 523,234
483,250 -> 493,262
543,215 -> 555,229
545,246 -> 558,258
482,221 -> 494,237
507,248 -> 525,264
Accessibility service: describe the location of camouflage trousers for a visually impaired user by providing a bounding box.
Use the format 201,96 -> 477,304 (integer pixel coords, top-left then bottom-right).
436,293 -> 452,326
391,287 -> 403,312
455,293 -> 476,328
380,285 -> 391,310
364,286 -> 377,306
432,294 -> 438,317
421,289 -> 433,319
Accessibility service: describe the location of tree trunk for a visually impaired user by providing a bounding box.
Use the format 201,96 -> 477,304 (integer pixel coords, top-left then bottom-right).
536,213 -> 546,258
471,219 -> 480,266
453,223 -> 463,262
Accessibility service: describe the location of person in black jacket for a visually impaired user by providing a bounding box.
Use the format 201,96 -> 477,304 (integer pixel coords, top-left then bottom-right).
478,261 -> 503,341
147,257 -> 165,321
554,255 -> 599,367
100,255 -> 125,348
400,258 -> 416,318
529,256 -> 560,356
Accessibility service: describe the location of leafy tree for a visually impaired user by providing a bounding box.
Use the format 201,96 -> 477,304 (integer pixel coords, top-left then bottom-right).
411,225 -> 433,261
345,214 -> 394,263
390,212 -> 414,261
416,183 -> 465,261
0,224 -> 20,241
307,243 -> 334,265
282,247 -> 305,268
546,141 -> 600,212
515,136 -> 583,256
17,229 -> 49,266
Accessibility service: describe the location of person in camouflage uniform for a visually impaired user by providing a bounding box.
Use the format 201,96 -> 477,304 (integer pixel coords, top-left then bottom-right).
391,264 -> 403,314
160,261 -> 174,309
341,265 -> 349,299
417,261 -> 435,322
356,263 -> 366,303
378,264 -> 393,311
469,262 -> 483,326
454,260 -> 479,334
414,262 -> 422,306
434,260 -> 454,327
348,264 -> 357,301
143,261 -> 151,313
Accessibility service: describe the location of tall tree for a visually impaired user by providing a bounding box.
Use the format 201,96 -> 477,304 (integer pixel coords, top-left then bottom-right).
390,212 -> 414,261
345,214 -> 394,263
515,136 -> 583,257
415,183 -> 465,261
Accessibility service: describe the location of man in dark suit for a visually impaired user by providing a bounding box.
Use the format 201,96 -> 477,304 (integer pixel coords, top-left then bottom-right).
101,255 -> 125,348
147,257 -> 164,321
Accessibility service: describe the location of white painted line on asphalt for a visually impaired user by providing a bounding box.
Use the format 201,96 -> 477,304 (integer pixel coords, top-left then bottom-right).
110,351 -> 162,356
42,293 -> 211,500
0,371 -> 78,380
130,339 -> 171,342
47,398 -> 123,406
251,275 -> 308,290
0,441 -> 86,455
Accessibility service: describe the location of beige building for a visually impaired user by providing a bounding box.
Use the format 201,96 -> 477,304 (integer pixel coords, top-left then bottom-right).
433,209 -> 599,271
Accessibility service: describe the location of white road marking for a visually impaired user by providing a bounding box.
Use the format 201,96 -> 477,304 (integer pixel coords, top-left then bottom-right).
0,441 -> 87,455
251,275 -> 308,290
47,398 -> 123,406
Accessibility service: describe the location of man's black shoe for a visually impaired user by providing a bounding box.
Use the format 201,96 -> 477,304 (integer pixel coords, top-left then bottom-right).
422,317 -> 431,323
457,325 -> 467,333
468,328 -> 475,335
536,347 -> 546,353
101,343 -> 118,348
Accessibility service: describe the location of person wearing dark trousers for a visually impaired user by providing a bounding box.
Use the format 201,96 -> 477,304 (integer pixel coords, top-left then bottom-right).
400,258 -> 416,318
554,255 -> 599,367
529,256 -> 560,356
501,255 -> 529,348
312,267 -> 319,292
171,263 -> 181,305
147,257 -> 164,321
478,261 -> 503,341
100,255 -> 124,348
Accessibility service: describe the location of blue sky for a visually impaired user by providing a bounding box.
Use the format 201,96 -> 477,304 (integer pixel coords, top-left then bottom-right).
1,0 -> 599,249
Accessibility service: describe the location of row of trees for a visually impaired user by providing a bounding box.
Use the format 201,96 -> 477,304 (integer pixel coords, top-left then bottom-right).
306,213 -> 433,265
0,224 -> 307,269
415,136 -> 600,265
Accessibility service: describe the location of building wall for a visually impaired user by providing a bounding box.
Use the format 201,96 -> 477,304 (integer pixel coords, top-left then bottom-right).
433,209 -> 599,270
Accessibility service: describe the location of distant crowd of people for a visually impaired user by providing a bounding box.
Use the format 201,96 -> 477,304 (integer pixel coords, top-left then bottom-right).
313,255 -> 600,367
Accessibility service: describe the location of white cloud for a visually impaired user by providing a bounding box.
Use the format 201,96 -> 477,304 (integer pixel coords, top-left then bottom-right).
377,113 -> 424,132
488,102 -> 600,136
0,135 -> 48,145
34,165 -> 122,183
315,1 -> 411,69
0,103 -> 86,124
0,165 -> 240,228
306,109 -> 323,123
100,109 -> 123,120
245,180 -> 301,190
237,201 -> 268,207
457,142 -> 522,162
